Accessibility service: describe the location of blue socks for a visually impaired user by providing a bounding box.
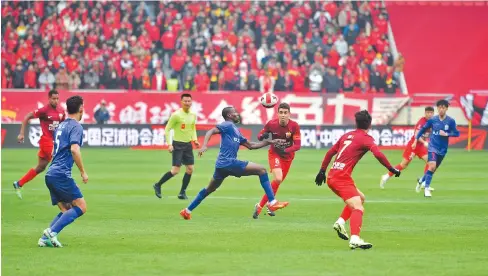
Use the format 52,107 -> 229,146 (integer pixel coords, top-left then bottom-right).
188,188 -> 208,211
51,206 -> 84,234
424,170 -> 434,188
50,212 -> 63,228
259,173 -> 275,202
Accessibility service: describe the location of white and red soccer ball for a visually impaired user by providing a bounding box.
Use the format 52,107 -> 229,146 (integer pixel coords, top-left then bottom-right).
260,92 -> 279,108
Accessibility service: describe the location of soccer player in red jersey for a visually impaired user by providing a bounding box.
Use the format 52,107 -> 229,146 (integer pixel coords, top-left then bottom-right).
13,90 -> 65,199
315,110 -> 401,249
379,106 -> 434,191
253,103 -> 301,219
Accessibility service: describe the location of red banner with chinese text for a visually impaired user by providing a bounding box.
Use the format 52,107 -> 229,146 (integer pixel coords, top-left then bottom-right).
1,90 -> 408,126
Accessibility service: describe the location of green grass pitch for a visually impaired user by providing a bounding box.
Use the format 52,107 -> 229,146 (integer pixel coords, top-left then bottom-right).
2,148 -> 488,275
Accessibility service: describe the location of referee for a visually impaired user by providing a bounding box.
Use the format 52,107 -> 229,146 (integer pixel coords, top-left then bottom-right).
153,93 -> 200,199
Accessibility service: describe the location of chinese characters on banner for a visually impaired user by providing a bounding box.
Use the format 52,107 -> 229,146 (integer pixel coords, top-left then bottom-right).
24,125 -> 417,149
1,91 -> 408,126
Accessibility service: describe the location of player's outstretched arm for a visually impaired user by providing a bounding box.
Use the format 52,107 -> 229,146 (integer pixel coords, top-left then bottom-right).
415,119 -> 433,141
18,112 -> 35,143
257,123 -> 270,141
370,146 -> 400,177
198,127 -> 220,157
315,142 -> 339,186
242,140 -> 271,150
71,144 -> 88,183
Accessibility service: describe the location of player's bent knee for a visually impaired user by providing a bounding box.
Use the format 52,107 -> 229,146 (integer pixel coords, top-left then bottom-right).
171,167 -> 181,175
346,196 -> 364,211
185,166 -> 194,174
73,199 -> 87,214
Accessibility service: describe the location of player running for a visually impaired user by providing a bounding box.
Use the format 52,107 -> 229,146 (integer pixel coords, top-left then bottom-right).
253,102 -> 301,219
413,100 -> 459,198
13,89 -> 65,199
380,106 -> 434,189
315,110 -> 401,250
39,95 -> 87,248
180,106 -> 289,220
153,93 -> 200,200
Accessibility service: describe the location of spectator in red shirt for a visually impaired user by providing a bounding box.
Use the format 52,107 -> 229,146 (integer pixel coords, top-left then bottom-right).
328,46 -> 341,68
146,21 -> 160,42
375,14 -> 388,35
170,49 -> 186,90
152,67 -> 166,91
2,67 -> 13,88
194,68 -> 210,92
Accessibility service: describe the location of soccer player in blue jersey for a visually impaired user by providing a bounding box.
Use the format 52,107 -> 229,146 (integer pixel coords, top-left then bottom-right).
413,100 -> 459,198
38,95 -> 88,247
180,106 -> 289,220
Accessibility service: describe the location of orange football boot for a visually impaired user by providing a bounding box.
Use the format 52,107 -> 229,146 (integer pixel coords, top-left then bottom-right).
180,209 -> 191,220
267,200 -> 289,212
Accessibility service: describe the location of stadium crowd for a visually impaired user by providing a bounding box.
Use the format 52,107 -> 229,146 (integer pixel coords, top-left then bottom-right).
1,1 -> 402,94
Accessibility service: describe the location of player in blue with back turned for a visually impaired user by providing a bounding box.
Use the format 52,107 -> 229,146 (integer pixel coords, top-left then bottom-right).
180,106 -> 289,220
413,99 -> 459,198
39,95 -> 88,247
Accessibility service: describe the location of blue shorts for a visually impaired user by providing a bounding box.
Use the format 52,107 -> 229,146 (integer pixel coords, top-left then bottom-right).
213,160 -> 249,181
45,175 -> 83,205
428,152 -> 445,168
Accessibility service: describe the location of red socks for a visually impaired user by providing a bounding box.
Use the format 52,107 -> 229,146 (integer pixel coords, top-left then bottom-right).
350,209 -> 364,236
19,168 -> 38,187
388,164 -> 404,177
424,163 -> 429,173
259,180 -> 280,207
340,205 -> 352,221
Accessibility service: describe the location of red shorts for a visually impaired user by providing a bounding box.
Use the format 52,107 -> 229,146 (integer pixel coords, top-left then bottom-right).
38,137 -> 54,161
268,152 -> 293,181
327,175 -> 360,201
403,142 -> 428,161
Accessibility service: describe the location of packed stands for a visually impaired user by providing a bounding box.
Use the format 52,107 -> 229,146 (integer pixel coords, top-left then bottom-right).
1,1 -> 400,94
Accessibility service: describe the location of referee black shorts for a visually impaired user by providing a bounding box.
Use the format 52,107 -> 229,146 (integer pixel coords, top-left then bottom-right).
172,141 -> 194,167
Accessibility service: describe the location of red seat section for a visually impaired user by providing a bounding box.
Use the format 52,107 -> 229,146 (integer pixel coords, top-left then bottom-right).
388,4 -> 488,95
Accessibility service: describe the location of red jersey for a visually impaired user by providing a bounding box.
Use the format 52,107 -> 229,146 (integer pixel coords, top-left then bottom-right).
408,117 -> 431,145
321,129 -> 392,178
259,118 -> 301,161
33,105 -> 66,141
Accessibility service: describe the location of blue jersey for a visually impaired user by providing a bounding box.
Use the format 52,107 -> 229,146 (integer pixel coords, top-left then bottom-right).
46,118 -> 84,179
215,121 -> 248,168
416,115 -> 459,155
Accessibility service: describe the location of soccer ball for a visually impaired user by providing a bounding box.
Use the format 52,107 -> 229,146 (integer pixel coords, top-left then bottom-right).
260,92 -> 279,108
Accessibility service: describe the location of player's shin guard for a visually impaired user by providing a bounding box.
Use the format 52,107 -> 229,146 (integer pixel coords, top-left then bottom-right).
424,170 -> 434,188
350,209 -> 364,236
51,206 -> 84,234
259,174 -> 275,203
180,173 -> 191,194
258,180 -> 279,207
49,212 -> 63,228
18,168 -> 37,187
188,188 -> 208,211
388,164 -> 403,177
